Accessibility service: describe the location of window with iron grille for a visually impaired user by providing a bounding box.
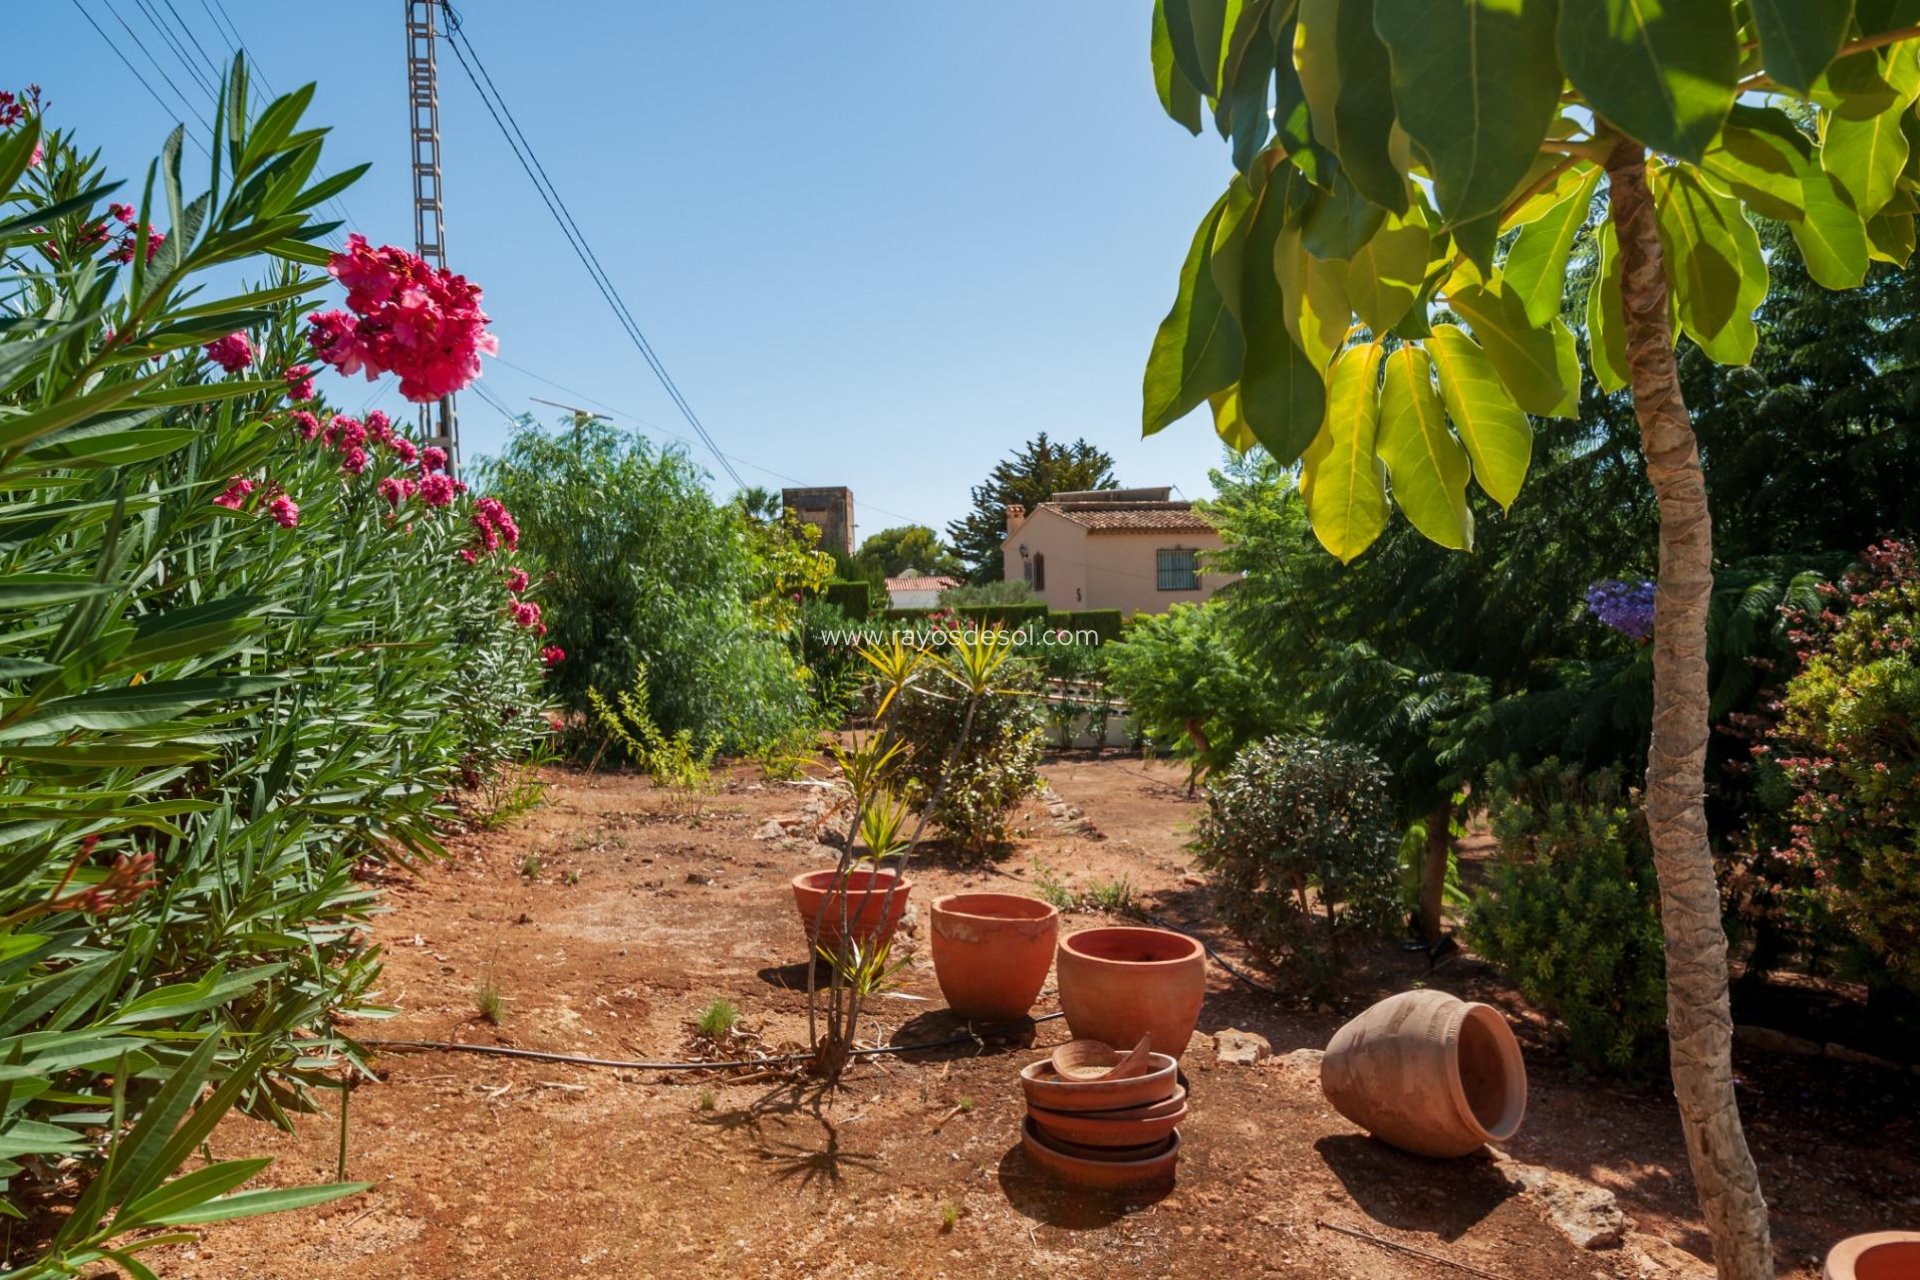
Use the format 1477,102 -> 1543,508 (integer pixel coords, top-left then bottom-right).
1157,547 -> 1199,591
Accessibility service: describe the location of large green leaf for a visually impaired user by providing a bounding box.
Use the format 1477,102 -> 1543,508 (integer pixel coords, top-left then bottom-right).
1208,388 -> 1260,452
1239,180 -> 1330,464
1427,323 -> 1532,508
1586,221 -> 1631,393
1300,169 -> 1387,260
1867,208 -> 1917,264
1274,221 -> 1355,367
1792,161 -> 1871,288
1342,205 -> 1428,333
1300,342 -> 1388,562
1701,113 -> 1813,223
1556,0 -> 1738,162
151,1181 -> 371,1226
1444,279 -> 1581,418
1376,345 -> 1473,550
1295,0 -> 1408,214
1504,166 -> 1602,327
1372,0 -> 1561,225
1144,194 -> 1246,434
1751,0 -> 1854,95
1823,48 -> 1920,218
1649,162 -> 1767,365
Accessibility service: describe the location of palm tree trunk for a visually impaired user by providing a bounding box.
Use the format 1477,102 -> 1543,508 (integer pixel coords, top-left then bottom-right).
1604,140 -> 1772,1280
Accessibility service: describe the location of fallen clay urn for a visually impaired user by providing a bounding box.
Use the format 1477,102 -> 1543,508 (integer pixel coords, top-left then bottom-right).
1320,988 -> 1527,1158
790,867 -> 911,954
1824,1231 -> 1920,1280
1055,926 -> 1206,1058
929,892 -> 1057,1021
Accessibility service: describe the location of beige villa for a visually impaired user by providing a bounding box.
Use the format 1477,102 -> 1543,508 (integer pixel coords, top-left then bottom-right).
1001,487 -> 1234,615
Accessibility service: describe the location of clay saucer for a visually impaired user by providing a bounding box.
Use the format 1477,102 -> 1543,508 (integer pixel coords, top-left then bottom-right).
1027,1100 -> 1187,1149
1052,1034 -> 1152,1081
1018,1053 -> 1178,1114
1020,1116 -> 1180,1190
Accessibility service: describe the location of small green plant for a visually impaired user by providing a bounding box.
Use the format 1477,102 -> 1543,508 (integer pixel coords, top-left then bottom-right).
474,981 -> 505,1025
957,1096 -> 974,1113
696,998 -> 741,1039
939,1200 -> 961,1232
474,748 -> 555,831
563,868 -> 581,886
589,667 -> 721,817
1030,858 -> 1075,912
520,855 -> 542,880
697,1088 -> 717,1112
1086,876 -> 1134,914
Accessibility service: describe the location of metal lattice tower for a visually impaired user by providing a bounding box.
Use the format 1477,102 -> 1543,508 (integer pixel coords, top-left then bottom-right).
405,0 -> 459,472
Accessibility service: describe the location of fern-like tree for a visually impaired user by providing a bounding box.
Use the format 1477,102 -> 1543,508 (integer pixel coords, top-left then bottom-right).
1142,4 -> 1920,1275
946,433 -> 1118,581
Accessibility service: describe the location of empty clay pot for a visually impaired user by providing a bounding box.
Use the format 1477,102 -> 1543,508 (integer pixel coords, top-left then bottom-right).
1020,1116 -> 1180,1190
1027,1101 -> 1187,1149
1824,1231 -> 1920,1280
1018,1054 -> 1180,1113
790,868 -> 911,954
1055,927 -> 1206,1058
1320,989 -> 1527,1159
929,892 -> 1057,1021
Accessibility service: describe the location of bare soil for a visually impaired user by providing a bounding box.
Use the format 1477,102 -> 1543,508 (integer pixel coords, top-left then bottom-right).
144,753 -> 1918,1279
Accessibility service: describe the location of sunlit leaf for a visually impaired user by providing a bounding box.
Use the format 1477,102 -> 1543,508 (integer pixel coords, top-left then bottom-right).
1427,323 -> 1532,509
1556,0 -> 1738,162
1144,193 -> 1246,434
1294,0 -> 1407,213
1300,342 -> 1388,562
1376,345 -> 1473,550
1444,278 -> 1580,418
1504,166 -> 1602,327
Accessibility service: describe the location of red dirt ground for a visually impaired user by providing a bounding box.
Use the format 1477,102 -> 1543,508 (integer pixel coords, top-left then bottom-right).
141,754 -> 1918,1279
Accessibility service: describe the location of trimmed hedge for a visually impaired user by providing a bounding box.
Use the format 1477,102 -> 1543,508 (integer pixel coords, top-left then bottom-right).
1052,609 -> 1125,645
823,579 -> 873,621
879,604 -> 1125,643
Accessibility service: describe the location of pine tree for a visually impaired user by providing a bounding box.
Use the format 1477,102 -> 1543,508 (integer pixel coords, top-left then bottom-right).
946,433 -> 1118,582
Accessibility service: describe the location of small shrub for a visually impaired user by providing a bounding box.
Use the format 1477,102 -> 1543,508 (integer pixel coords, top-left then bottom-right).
1087,876 -> 1135,914
1030,858 -> 1075,911
1195,736 -> 1399,969
697,998 -> 741,1038
889,646 -> 1046,851
563,868 -> 582,886
474,981 -> 506,1025
1104,603 -> 1287,786
1466,762 -> 1667,1076
590,669 -> 720,816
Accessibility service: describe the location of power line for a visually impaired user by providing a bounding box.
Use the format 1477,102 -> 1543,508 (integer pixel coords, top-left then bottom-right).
128,0 -> 219,102
436,6 -> 749,492
96,0 -> 203,122
68,0 -> 213,161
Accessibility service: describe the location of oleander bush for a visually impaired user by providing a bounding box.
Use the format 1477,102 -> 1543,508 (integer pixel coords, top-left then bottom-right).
0,64 -> 544,1271
887,640 -> 1045,851
1467,763 -> 1667,1076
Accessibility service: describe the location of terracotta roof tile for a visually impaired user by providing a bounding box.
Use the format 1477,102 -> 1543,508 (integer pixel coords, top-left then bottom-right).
1039,501 -> 1217,533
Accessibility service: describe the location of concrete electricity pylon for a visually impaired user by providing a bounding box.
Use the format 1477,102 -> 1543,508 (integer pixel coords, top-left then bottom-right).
404,0 -> 459,473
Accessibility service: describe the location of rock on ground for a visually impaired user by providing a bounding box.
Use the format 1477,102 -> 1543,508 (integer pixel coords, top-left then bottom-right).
1497,1157 -> 1629,1250
1214,1028 -> 1272,1066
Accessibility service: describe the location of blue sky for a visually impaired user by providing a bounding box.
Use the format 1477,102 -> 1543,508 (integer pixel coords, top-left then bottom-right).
11,2 -> 1239,541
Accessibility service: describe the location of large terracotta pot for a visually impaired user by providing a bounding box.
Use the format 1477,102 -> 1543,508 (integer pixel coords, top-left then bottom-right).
1824,1232 -> 1920,1280
929,892 -> 1057,1021
790,868 -> 911,954
1320,989 -> 1527,1158
1055,927 -> 1206,1058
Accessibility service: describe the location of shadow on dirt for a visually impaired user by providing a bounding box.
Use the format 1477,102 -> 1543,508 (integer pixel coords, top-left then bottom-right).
1314,1134 -> 1516,1241
994,1143 -> 1171,1230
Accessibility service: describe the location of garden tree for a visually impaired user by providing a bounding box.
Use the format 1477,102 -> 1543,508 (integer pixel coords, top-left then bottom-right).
733,485 -> 785,523
853,524 -> 965,579
946,433 -> 1118,581
1143,4 -> 1920,1273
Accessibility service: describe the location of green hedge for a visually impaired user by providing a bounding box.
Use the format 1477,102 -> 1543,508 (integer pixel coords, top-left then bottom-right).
881,604 -> 1123,641
1052,609 -> 1126,645
823,579 -> 873,621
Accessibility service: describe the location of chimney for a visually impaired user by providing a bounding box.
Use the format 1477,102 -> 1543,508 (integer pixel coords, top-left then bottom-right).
1005,503 -> 1027,538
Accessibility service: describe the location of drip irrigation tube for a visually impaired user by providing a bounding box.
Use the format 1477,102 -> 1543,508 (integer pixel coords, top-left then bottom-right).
1140,912 -> 1279,995
361,1011 -> 1065,1074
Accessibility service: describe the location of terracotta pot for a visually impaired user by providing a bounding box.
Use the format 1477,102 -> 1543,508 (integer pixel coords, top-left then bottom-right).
1320,989 -> 1527,1158
1055,927 -> 1206,1058
1018,1054 -> 1179,1113
1027,1101 -> 1187,1149
1824,1231 -> 1920,1280
790,868 -> 911,954
1020,1116 -> 1180,1191
1029,1083 -> 1187,1126
929,892 -> 1058,1021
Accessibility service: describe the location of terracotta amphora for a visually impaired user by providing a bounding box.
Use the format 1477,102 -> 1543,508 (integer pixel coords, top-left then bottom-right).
1055,926 -> 1206,1058
929,892 -> 1057,1021
1320,988 -> 1527,1158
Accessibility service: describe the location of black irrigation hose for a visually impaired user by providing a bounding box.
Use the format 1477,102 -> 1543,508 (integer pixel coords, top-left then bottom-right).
361,1011 -> 1066,1074
1140,912 -> 1280,995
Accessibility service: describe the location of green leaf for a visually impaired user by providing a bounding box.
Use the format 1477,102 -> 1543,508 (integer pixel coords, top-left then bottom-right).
1792,162 -> 1872,288
151,1181 -> 370,1226
1649,162 -> 1767,365
1444,279 -> 1581,417
0,575 -> 116,611
1586,221 -> 1631,393
1274,220 -> 1356,367
1372,0 -> 1561,225
1556,0 -> 1738,162
1144,194 -> 1247,434
1153,1 -> 1206,134
116,1158 -> 274,1229
1504,166 -> 1602,327
1295,0 -> 1408,214
1702,118 -> 1812,223
1300,342 -> 1388,562
1161,0 -> 1214,96
1239,178 -> 1330,464
1208,388 -> 1260,452
0,677 -> 283,741
1376,345 -> 1473,550
1342,205 -> 1428,333
1427,323 -> 1532,508
1751,0 -> 1853,95
1867,208 -> 1916,264
1219,1 -> 1278,170
1300,168 -> 1387,260
1822,50 -> 1920,218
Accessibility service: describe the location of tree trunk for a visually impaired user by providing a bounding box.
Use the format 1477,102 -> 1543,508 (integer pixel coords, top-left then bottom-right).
1418,798 -> 1452,946
1605,141 -> 1773,1280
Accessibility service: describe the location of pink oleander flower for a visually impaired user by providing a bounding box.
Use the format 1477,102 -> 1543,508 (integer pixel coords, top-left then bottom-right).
506,568 -> 529,593
376,475 -> 417,507
509,599 -> 542,629
28,142 -> 42,168
323,415 -> 367,452
473,496 -> 520,550
289,410 -> 323,440
418,472 -> 457,507
203,332 -> 254,373
339,445 -> 369,476
306,234 -> 499,402
459,547 -> 477,564
283,363 -> 316,402
420,445 -> 448,474
389,437 -> 418,465
267,494 -> 300,528
212,476 -> 255,510
471,512 -> 500,554
541,645 -> 565,668
365,409 -> 393,443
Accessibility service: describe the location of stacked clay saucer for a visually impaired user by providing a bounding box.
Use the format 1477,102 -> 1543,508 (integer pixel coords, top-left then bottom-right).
1017,1038 -> 1185,1190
